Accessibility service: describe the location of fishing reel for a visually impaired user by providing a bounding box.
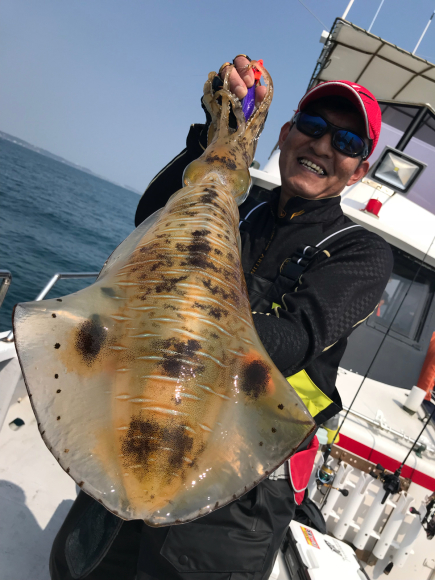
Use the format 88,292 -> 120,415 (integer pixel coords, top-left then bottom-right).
410,491 -> 435,540
369,464 -> 402,504
316,463 -> 349,496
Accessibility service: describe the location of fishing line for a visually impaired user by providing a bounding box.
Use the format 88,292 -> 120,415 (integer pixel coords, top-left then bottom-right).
296,0 -> 328,29
320,233 -> 435,495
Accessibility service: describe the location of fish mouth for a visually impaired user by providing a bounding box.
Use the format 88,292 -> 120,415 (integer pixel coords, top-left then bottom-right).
298,157 -> 327,177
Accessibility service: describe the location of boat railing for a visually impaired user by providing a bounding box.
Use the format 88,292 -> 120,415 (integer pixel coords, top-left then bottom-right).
0,270 -> 12,309
1,271 -> 99,343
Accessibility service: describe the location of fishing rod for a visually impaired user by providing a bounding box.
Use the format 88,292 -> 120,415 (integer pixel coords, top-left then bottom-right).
318,233 -> 435,500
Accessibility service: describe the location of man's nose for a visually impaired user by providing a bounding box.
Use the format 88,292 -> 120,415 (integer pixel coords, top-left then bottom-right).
310,133 -> 333,157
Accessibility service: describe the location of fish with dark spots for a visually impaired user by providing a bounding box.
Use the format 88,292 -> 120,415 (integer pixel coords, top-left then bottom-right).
13,60 -> 315,527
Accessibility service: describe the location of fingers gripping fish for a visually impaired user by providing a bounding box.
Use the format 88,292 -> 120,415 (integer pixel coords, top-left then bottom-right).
13,62 -> 316,526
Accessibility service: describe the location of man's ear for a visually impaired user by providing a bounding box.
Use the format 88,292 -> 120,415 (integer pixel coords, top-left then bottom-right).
278,121 -> 292,149
347,159 -> 370,186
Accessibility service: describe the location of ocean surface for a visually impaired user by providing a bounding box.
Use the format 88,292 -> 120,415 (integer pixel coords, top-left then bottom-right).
0,137 -> 141,332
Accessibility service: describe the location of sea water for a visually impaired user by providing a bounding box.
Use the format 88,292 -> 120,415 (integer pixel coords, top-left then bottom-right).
0,137 -> 141,332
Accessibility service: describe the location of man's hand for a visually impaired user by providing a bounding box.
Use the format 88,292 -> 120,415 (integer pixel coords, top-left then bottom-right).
220,55 -> 267,107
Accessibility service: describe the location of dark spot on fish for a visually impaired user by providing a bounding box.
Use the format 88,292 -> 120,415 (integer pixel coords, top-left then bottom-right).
265,470 -> 270,476
154,337 -> 203,378
113,510 -> 118,515
75,317 -> 108,366
210,333 -> 219,340
101,287 -> 116,298
240,360 -> 271,400
205,154 -> 237,171
154,275 -> 187,294
54,374 -> 59,379
66,467 -> 70,474
259,441 -> 263,446
65,449 -> 70,453
52,313 -> 56,318
214,248 -> 222,256
54,343 -> 61,349
192,229 -> 210,238
164,303 -> 176,310
150,495 -> 155,499
56,389 -> 61,393
199,189 -> 218,205
278,404 -> 284,410
202,279 -> 231,300
271,427 -> 276,433
57,416 -> 61,421
214,502 -> 219,509
56,299 -> 62,302
232,494 -> 237,500
151,261 -> 165,271
121,416 -> 195,484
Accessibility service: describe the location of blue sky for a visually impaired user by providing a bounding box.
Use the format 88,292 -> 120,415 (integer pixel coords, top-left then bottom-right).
1,0 -> 434,192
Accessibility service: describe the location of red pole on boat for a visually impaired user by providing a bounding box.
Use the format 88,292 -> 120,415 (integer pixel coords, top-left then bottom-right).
417,332 -> 435,401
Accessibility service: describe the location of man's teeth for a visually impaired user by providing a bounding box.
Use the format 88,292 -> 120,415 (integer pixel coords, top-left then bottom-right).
299,158 -> 325,175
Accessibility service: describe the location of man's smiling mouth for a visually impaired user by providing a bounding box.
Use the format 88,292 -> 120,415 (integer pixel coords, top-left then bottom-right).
298,158 -> 326,176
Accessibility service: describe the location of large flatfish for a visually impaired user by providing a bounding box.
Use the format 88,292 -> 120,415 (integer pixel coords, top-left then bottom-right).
13,62 -> 315,526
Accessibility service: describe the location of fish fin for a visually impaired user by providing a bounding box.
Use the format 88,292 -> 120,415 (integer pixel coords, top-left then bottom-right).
12,208 -> 165,515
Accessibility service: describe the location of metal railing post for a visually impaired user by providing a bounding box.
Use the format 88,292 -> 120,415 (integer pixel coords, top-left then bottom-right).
0,270 -> 12,309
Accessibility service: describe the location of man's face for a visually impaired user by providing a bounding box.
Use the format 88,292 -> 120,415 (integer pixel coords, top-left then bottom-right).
278,103 -> 370,204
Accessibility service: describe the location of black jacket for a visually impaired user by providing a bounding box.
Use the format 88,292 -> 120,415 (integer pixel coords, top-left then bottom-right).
135,123 -> 394,425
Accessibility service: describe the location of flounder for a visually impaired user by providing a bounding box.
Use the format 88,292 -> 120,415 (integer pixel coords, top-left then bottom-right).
13,62 -> 315,526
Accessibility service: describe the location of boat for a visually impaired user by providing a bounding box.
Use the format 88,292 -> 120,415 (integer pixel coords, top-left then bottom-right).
1,15 -> 435,580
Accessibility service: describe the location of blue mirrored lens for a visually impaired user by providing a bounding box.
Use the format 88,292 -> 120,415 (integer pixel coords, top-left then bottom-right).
334,130 -> 365,156
297,113 -> 327,136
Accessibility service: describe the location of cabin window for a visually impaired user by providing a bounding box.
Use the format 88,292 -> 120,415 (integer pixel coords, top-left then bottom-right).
368,249 -> 435,343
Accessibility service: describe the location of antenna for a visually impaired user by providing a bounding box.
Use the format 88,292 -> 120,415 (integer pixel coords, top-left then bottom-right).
342,0 -> 355,20
413,10 -> 435,56
368,0 -> 386,33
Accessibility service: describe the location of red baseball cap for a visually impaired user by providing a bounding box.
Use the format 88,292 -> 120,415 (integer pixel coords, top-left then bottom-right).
297,80 -> 382,159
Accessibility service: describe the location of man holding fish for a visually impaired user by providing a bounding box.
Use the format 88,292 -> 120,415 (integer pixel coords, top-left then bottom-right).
50,56 -> 393,579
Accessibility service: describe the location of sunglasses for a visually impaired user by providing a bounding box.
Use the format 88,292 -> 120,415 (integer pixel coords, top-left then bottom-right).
294,112 -> 370,159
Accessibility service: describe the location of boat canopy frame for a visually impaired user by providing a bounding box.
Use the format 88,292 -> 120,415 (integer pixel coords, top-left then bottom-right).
309,18 -> 435,109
